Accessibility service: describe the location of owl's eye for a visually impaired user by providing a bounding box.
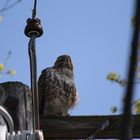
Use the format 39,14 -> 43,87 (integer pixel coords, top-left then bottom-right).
58,57 -> 65,62
57,57 -> 63,61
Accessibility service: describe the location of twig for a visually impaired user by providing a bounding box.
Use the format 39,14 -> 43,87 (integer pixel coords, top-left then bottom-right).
3,51 -> 12,66
86,119 -> 112,140
0,0 -> 21,13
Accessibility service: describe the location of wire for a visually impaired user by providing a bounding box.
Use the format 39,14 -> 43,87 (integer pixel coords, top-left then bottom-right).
32,0 -> 37,18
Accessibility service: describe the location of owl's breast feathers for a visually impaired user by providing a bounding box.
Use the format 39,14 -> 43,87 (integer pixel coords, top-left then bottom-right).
38,67 -> 78,115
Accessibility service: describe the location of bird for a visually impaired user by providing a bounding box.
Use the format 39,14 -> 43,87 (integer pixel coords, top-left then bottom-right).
38,55 -> 78,116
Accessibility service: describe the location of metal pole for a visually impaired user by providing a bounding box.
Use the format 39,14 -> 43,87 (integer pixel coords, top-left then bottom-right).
120,0 -> 140,139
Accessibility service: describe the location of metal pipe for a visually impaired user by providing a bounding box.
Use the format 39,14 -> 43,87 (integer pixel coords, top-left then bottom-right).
0,105 -> 14,133
28,36 -> 40,131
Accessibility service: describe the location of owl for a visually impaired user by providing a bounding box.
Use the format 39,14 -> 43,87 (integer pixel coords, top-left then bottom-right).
38,55 -> 78,116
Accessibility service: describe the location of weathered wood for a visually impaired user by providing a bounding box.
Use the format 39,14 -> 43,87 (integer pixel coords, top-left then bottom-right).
40,115 -> 140,139
0,81 -> 32,131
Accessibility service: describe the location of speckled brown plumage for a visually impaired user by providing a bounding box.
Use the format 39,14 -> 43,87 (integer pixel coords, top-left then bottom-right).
38,55 -> 78,116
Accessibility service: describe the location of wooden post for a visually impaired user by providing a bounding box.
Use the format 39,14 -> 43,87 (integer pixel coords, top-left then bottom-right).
0,81 -> 32,131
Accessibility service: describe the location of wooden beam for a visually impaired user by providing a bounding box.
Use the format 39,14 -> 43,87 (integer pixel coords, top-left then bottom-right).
40,115 -> 140,139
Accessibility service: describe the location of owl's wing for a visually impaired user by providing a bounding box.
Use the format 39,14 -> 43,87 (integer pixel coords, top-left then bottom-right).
67,83 -> 79,109
38,68 -> 52,115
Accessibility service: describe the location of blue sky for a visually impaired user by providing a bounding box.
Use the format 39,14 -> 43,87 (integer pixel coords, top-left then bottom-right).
0,0 -> 138,116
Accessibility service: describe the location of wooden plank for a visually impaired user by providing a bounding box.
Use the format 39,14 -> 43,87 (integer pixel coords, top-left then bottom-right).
40,115 -> 140,139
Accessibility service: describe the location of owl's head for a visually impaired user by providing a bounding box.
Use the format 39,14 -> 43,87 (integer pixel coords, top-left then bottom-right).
53,55 -> 73,70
